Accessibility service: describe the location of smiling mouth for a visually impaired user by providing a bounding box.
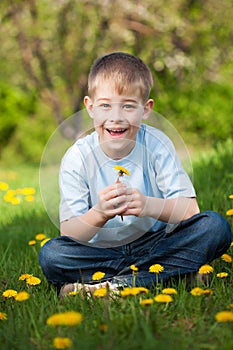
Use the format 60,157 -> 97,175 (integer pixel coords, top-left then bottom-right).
106,128 -> 127,136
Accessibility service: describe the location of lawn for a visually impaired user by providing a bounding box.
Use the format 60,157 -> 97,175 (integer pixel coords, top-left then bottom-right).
0,140 -> 233,350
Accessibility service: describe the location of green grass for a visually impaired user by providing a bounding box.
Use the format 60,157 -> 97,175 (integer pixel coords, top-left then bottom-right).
0,140 -> 233,350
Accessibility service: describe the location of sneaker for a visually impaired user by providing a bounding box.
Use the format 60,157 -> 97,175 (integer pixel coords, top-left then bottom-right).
59,281 -> 120,299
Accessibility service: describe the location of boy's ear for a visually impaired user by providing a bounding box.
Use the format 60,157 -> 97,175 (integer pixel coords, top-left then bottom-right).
84,96 -> 94,118
142,99 -> 154,120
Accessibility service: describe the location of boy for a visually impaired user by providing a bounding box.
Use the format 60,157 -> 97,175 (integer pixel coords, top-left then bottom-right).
39,52 -> 232,295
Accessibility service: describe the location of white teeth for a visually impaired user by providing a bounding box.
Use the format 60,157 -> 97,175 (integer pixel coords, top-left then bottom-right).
109,129 -> 125,132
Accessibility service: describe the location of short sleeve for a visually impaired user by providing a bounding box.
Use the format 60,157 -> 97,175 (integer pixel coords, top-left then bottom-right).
59,145 -> 90,222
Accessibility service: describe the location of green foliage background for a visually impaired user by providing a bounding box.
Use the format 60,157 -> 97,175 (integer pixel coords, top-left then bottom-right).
0,0 -> 232,163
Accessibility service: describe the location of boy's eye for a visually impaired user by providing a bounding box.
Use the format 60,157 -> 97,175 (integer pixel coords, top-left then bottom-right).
99,103 -> 111,109
122,104 -> 137,110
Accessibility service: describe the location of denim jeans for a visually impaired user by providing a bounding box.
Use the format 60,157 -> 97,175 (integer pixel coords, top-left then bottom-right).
39,211 -> 232,289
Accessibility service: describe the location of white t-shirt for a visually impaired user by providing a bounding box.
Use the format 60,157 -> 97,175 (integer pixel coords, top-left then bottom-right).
59,124 -> 196,246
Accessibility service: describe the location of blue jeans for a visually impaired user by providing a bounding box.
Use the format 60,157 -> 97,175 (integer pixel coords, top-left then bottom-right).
39,211 -> 232,289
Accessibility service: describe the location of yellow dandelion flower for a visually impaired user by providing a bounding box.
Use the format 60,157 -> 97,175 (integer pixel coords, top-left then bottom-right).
5,189 -> 15,197
120,287 -> 148,297
26,276 -> 41,286
137,287 -> 149,294
0,182 -> 9,191
154,294 -> 173,303
130,265 -> 138,272
227,304 -> 233,309
47,311 -> 83,326
11,197 -> 21,205
149,264 -> 164,274
25,195 -> 34,202
126,287 -> 140,296
2,289 -> 18,298
21,187 -> 36,195
35,233 -> 47,241
215,311 -> 233,322
202,289 -> 213,295
216,272 -> 229,278
28,240 -> 36,246
0,312 -> 7,321
229,194 -> 233,199
198,264 -> 214,274
162,288 -> 177,295
53,337 -> 72,349
4,195 -> 11,202
139,298 -> 154,305
40,238 -> 50,247
93,288 -> 107,298
120,288 -> 132,297
221,254 -> 232,263
19,273 -> 33,281
68,291 -> 78,296
231,242 -> 233,247
92,271 -> 105,281
14,291 -> 30,302
190,287 -> 204,296
226,209 -> 233,216
114,165 -> 130,176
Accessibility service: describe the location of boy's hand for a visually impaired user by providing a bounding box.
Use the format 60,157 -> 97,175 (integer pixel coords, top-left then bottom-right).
94,183 -> 128,220
123,188 -> 147,217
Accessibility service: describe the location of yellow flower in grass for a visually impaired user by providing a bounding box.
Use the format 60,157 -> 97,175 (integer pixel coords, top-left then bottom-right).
130,265 -> 138,272
53,337 -> 72,349
28,240 -> 36,246
231,242 -> 233,247
198,264 -> 214,274
2,289 -> 17,298
26,276 -> 41,286
0,312 -> 7,321
47,311 -> 83,326
11,197 -> 21,205
140,298 -> 154,305
149,264 -> 164,274
68,291 -> 78,296
40,238 -> 50,247
190,287 -> 213,296
35,233 -> 47,241
229,194 -> 233,199
162,288 -> 177,295
227,304 -> 233,309
93,288 -> 107,298
202,289 -> 213,295
19,273 -> 33,281
190,287 -> 204,296
21,187 -> 36,195
215,311 -> 233,322
216,272 -> 229,278
114,165 -> 130,176
221,254 -> 232,263
4,189 -> 15,198
92,271 -> 105,281
0,182 -> 9,191
25,195 -> 34,202
14,291 -> 30,302
154,294 -> 173,303
226,209 -> 233,216
120,287 -> 149,297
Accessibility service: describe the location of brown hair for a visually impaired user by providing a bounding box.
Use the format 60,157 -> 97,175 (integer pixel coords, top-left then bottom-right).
88,52 -> 153,102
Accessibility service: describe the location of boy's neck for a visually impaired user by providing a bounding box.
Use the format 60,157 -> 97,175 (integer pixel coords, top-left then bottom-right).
99,139 -> 136,160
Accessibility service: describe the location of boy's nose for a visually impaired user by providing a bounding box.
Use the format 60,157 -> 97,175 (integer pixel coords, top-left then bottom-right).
109,105 -> 124,121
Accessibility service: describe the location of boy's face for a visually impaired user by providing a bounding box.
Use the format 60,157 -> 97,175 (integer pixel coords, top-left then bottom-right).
84,80 -> 154,159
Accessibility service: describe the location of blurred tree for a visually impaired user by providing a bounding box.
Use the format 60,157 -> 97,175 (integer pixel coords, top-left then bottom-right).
0,0 -> 232,161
